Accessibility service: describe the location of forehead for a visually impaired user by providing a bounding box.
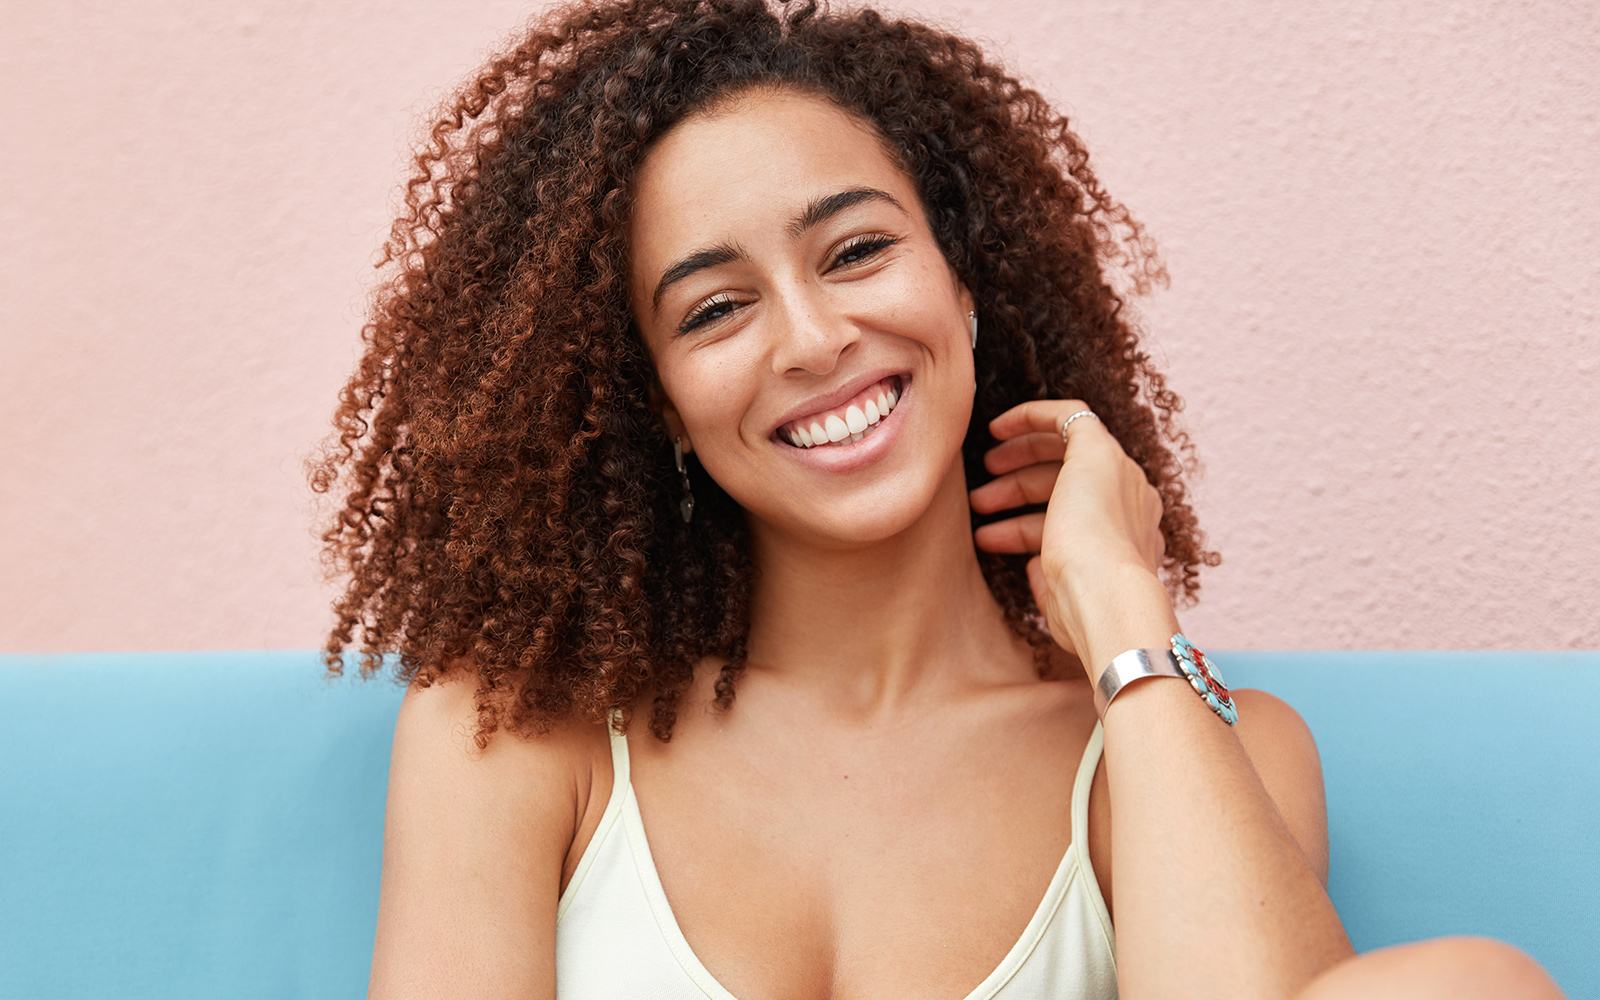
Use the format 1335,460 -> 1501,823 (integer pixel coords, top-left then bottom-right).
628,90 -> 916,275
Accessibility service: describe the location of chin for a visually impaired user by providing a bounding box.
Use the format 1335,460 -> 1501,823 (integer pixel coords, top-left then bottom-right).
746,466 -> 956,548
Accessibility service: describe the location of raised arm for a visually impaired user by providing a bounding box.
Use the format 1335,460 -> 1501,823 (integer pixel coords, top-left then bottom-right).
971,399 -> 1350,1000
368,675 -> 594,1000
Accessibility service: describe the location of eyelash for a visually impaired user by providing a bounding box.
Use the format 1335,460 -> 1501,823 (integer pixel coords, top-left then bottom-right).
676,233 -> 904,334
678,294 -> 740,333
832,233 -> 902,268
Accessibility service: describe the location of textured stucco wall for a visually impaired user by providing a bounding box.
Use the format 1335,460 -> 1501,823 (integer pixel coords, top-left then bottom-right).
2,0 -> 1596,653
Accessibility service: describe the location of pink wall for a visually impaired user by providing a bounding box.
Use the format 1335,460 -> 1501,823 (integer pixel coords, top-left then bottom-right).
3,0 -> 1596,653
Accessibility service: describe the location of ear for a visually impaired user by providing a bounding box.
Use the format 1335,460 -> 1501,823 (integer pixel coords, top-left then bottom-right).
952,276 -> 976,334
957,281 -> 975,317
648,378 -> 692,454
956,280 -> 977,352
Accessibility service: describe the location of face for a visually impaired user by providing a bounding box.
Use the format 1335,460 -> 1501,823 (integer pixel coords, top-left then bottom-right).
629,89 -> 975,547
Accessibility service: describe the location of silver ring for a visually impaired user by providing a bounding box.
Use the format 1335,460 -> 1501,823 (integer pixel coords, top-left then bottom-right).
1061,409 -> 1100,441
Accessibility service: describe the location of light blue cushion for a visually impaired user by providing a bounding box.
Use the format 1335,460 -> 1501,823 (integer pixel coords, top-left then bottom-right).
1,652 -> 398,1000
1,650 -> 1595,999
1223,651 -> 1599,997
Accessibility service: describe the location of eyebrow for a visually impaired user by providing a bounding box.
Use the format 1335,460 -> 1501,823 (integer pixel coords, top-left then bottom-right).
649,186 -> 907,313
787,187 -> 905,239
651,242 -> 746,312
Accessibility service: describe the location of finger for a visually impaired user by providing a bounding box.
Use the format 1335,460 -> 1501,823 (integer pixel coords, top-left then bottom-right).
983,432 -> 1064,476
1025,554 -> 1048,619
973,512 -> 1046,554
988,399 -> 1098,442
1026,555 -> 1045,600
968,463 -> 1061,514
1026,557 -> 1077,656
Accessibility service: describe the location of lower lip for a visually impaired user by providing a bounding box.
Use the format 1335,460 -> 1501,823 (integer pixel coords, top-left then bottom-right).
775,383 -> 911,474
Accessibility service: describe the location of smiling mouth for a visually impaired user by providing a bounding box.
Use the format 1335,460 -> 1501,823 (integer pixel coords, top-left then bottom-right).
778,375 -> 905,449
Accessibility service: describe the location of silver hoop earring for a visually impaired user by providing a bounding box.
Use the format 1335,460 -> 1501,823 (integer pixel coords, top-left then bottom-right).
968,311 -> 978,349
673,436 -> 695,523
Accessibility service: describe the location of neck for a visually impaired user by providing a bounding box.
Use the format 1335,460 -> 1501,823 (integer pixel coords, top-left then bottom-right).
744,458 -> 1036,718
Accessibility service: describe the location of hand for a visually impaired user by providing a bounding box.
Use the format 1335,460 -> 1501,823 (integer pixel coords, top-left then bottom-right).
968,399 -> 1177,680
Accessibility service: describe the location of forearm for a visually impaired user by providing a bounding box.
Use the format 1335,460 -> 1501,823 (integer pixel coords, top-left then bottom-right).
1105,681 -> 1351,997
1073,567 -> 1354,999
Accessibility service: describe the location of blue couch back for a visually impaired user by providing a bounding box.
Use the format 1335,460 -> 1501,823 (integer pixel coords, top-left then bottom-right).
2,651 -> 1596,999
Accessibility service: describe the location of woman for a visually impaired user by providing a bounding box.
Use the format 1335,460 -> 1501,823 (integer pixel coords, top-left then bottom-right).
312,1 -> 1563,996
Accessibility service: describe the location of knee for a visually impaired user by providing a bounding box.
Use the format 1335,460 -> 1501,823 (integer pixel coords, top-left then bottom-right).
1298,936 -> 1565,1000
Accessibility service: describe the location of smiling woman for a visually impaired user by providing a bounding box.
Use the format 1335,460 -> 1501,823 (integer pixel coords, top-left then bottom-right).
311,0 -> 1203,743
634,95 -> 980,533
309,1 -> 1564,998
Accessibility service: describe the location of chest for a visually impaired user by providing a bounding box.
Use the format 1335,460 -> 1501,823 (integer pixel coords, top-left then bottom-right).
605,719 -> 1099,1000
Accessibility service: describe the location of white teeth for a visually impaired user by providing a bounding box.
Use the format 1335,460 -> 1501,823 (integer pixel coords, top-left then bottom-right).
784,379 -> 903,449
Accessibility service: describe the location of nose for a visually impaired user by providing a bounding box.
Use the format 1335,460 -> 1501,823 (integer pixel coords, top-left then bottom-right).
768,286 -> 859,376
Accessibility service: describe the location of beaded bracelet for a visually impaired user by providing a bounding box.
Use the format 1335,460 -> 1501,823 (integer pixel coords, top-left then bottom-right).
1171,633 -> 1238,725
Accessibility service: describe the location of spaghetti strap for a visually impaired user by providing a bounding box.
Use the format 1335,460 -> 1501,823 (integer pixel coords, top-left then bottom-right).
607,712 -> 631,788
1070,720 -> 1103,839
1070,720 -> 1114,951
555,711 -> 632,924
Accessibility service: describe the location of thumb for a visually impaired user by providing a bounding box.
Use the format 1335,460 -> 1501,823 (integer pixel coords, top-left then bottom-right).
1027,556 -> 1077,659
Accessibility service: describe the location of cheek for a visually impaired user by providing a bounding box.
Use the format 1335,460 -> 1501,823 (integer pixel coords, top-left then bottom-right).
861,260 -> 965,353
661,342 -> 765,457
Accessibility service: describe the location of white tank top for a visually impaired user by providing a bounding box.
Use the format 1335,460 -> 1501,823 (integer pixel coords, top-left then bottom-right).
554,720 -> 1118,999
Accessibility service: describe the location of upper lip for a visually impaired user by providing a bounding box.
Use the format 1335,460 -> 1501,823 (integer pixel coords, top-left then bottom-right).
770,369 -> 907,436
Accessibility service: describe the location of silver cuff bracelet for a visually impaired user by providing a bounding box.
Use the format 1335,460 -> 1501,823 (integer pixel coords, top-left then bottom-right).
1093,646 -> 1185,718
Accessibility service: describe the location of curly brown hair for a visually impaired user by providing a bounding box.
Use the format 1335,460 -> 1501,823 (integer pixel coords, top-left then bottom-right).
309,0 -> 1215,744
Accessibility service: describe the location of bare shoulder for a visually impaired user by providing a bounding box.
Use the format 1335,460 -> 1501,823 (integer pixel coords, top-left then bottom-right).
370,672 -> 610,1000
391,671 -> 604,785
388,674 -> 610,844
1231,689 -> 1330,884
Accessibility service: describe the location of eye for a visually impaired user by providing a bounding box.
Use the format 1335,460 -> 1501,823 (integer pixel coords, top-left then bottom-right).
678,293 -> 743,334
830,234 -> 902,270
